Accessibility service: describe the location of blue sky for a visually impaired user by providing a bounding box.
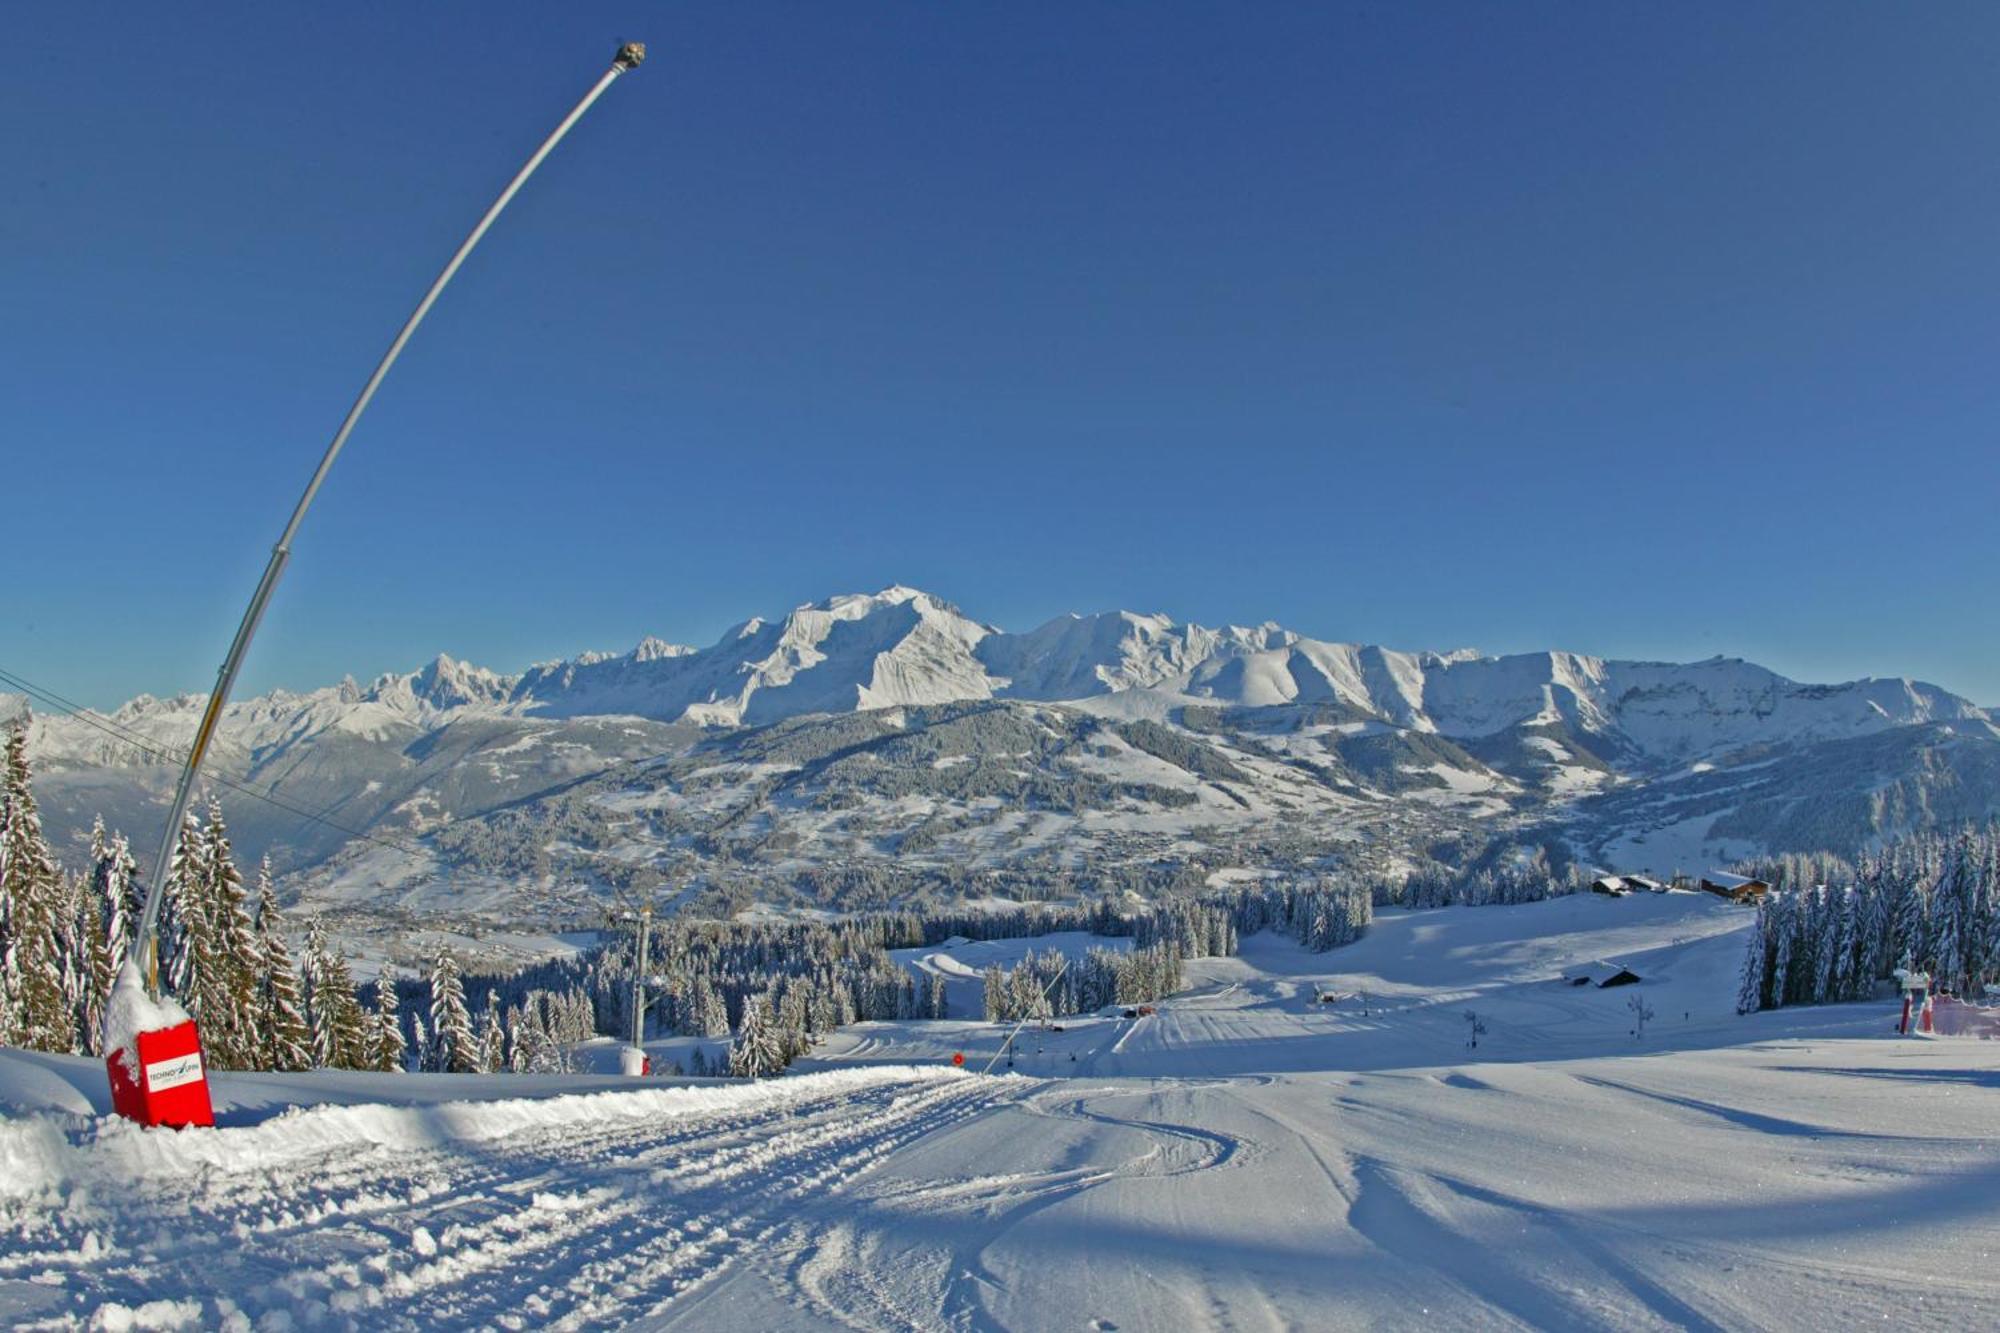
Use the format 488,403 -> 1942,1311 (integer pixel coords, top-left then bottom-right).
6,4 -> 1999,709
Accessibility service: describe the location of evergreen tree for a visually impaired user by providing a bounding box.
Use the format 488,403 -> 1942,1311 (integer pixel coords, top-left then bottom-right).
200,802 -> 263,1069
159,810 -> 206,1008
477,990 -> 505,1073
369,967 -> 408,1073
80,819 -> 132,1055
683,974 -> 728,1038
254,869 -> 313,1072
1768,894 -> 1795,1009
301,918 -> 367,1069
982,964 -> 1006,1022
729,991 -> 783,1078
64,867 -> 110,1055
1890,862 -> 1929,974
0,722 -> 72,1051
427,946 -> 478,1073
1830,887 -> 1858,1003
1735,897 -> 1769,1015
91,819 -> 141,975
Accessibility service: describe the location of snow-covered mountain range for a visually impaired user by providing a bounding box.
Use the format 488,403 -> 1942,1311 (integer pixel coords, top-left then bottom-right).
12,585 -> 1999,951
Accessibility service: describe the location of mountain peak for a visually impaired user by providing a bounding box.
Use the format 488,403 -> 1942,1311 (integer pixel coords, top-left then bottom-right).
633,635 -> 694,663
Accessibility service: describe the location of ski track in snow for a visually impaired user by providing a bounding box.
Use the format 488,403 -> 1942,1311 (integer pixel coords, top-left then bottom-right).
0,1069 -> 1009,1332
745,1082 -> 1252,1333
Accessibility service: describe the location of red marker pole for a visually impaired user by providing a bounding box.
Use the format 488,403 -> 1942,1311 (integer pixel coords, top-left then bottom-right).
105,44 -> 647,1125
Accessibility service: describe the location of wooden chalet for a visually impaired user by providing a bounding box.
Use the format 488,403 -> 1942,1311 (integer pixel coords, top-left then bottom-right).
1699,871 -> 1770,903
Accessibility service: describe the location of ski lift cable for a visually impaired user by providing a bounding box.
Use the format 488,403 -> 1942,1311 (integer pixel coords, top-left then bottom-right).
0,662 -> 433,861
981,955 -> 1071,1076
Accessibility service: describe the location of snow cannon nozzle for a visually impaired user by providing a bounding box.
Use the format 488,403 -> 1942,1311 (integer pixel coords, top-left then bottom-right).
615,42 -> 646,72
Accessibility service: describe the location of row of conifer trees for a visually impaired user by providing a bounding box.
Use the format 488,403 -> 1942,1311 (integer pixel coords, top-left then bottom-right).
1735,825 -> 2000,1013
0,723 -> 336,1066
0,723 -> 596,1075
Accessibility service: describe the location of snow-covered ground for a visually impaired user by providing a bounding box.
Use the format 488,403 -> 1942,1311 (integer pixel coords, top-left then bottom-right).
6,894 -> 1998,1330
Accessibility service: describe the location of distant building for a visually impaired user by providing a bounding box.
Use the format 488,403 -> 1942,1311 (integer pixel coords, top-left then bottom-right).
1564,960 -> 1643,988
1593,873 -> 1670,896
1699,871 -> 1770,903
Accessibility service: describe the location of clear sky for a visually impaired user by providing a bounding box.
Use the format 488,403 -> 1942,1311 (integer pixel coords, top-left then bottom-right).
6,4 -> 1998,709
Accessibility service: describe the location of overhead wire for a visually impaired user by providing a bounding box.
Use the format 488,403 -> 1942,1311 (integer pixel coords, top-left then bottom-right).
0,662 -> 434,862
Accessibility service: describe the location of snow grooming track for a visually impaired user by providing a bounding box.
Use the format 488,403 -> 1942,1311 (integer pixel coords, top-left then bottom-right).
763,1080 -> 1253,1333
0,1066 -> 1007,1331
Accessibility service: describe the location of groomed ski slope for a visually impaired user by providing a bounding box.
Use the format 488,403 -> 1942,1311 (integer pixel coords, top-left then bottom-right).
5,893 -> 1999,1330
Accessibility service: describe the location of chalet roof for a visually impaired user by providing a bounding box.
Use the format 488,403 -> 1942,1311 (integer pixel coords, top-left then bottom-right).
1564,959 -> 1642,986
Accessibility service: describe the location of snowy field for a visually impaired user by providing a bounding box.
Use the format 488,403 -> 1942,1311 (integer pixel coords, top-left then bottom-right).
5,893 -> 1999,1330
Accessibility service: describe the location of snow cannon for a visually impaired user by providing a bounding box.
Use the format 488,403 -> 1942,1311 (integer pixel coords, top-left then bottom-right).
620,1045 -> 650,1077
103,962 -> 215,1130
95,42 -> 644,1127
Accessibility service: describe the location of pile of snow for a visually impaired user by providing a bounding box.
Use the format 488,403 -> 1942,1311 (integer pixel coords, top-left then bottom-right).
99,961 -> 192,1080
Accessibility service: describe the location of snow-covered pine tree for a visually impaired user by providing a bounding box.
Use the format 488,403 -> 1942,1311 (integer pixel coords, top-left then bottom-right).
61,868 -> 108,1055
1856,855 -> 1892,989
519,993 -> 571,1073
1890,853 -> 1930,974
1831,886 -> 1858,1003
1768,893 -> 1796,1009
159,809 -> 207,1010
254,868 -> 313,1072
728,991 -> 783,1078
0,722 -> 73,1052
369,967 -> 407,1073
201,802 -> 263,1069
77,819 -> 126,1055
90,823 -> 140,1037
1735,896 -> 1769,1015
1939,830 -> 1983,996
1809,887 -> 1839,1005
982,964 -> 1006,1021
776,982 -> 811,1062
301,918 -> 367,1069
505,1001 -> 537,1072
427,946 -> 478,1074
477,990 -> 505,1074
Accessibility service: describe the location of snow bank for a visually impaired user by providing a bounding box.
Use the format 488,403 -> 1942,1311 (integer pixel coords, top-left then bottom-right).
0,1064 -> 968,1201
101,960 -> 192,1080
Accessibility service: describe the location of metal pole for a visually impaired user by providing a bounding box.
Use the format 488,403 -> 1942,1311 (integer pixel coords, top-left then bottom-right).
982,957 -> 1069,1076
125,42 -> 647,1002
631,904 -> 652,1047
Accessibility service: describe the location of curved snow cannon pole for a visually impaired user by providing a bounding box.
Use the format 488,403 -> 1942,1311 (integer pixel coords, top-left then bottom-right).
107,42 -> 647,1128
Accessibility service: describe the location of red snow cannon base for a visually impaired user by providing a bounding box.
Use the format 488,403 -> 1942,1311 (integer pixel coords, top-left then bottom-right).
107,1020 -> 215,1129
